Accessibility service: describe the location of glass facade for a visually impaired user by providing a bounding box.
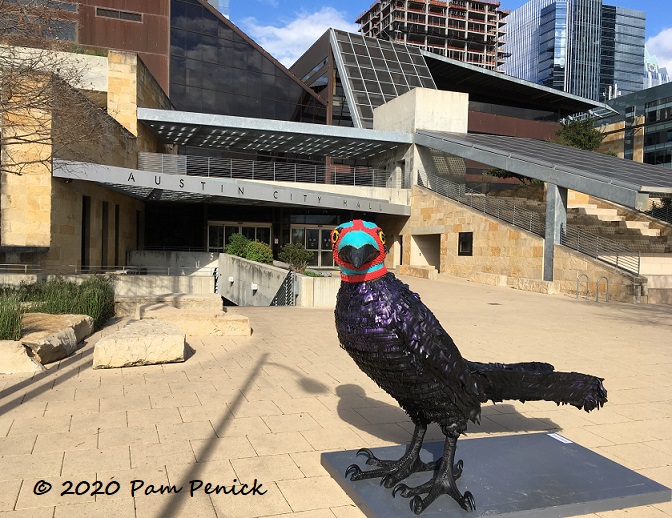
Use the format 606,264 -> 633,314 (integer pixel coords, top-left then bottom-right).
537,2 -> 567,90
295,34 -> 354,127
332,30 -> 436,129
503,0 -> 645,101
294,29 -> 436,129
644,94 -> 672,169
601,83 -> 672,170
207,222 -> 272,253
609,7 -> 645,98
644,48 -> 671,90
502,0 -> 554,82
169,0 -> 326,123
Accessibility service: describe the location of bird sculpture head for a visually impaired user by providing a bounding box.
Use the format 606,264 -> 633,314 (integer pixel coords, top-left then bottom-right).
331,220 -> 387,282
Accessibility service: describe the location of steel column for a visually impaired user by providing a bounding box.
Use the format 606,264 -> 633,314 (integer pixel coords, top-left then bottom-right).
544,183 -> 568,281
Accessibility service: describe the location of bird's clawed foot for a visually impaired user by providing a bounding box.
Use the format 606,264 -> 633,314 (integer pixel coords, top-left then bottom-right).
357,447 -> 393,468
410,490 -> 475,514
392,457 -> 473,514
344,447 -> 438,487
391,458 -> 464,498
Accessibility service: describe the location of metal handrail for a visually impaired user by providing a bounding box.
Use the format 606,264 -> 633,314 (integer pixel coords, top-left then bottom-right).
138,152 -> 404,189
418,170 -> 641,276
0,263 -> 42,274
0,264 -> 216,276
644,204 -> 672,224
561,226 -> 640,275
417,170 -> 545,236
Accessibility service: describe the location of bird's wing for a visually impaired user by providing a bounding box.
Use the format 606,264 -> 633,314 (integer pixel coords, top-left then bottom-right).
391,278 -> 485,419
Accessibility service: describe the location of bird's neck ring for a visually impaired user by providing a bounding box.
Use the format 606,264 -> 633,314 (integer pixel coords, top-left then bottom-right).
340,263 -> 387,283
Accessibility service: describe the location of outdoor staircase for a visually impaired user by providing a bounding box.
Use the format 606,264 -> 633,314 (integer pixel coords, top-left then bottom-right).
491,197 -> 672,254
568,203 -> 672,253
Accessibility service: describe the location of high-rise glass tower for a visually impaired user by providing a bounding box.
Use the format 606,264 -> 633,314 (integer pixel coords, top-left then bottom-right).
502,0 -> 645,101
207,0 -> 229,18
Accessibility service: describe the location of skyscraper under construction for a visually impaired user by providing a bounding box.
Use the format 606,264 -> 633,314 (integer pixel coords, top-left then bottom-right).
356,0 -> 509,71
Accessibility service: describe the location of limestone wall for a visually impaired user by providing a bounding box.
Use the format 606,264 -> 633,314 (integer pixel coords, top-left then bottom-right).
45,180 -> 143,270
1,95 -> 53,249
553,246 -> 647,303
107,51 -> 140,137
107,50 -> 173,155
597,115 -> 645,162
402,187 -> 544,279
400,187 -> 647,303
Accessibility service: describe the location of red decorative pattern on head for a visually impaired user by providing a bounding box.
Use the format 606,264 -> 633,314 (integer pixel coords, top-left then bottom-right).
340,265 -> 388,283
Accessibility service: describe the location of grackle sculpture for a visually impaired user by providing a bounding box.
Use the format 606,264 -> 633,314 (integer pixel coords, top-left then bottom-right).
332,220 -> 607,514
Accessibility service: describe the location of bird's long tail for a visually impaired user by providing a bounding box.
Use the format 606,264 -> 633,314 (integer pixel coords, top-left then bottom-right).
468,361 -> 607,412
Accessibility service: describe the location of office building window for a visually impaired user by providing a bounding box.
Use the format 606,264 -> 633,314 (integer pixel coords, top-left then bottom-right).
458,232 -> 473,256
96,8 -> 142,22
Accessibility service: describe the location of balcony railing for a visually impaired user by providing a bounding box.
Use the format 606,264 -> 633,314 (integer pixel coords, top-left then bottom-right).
138,152 -> 404,189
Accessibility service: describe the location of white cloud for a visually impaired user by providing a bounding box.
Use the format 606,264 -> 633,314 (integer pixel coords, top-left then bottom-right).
240,7 -> 358,68
646,27 -> 672,72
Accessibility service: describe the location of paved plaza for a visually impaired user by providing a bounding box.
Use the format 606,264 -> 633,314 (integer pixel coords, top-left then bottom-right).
0,274 -> 671,517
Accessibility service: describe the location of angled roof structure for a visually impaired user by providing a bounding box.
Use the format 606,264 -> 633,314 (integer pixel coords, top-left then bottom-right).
137,108 -> 411,159
421,52 -> 609,116
415,131 -> 672,209
292,29 -> 608,130
137,108 -> 672,210
329,30 -> 437,129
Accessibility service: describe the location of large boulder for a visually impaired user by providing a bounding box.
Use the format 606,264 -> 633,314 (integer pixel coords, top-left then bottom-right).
93,319 -> 186,369
21,314 -> 95,365
0,341 -> 46,374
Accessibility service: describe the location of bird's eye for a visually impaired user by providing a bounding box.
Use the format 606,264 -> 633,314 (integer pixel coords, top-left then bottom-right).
378,230 -> 386,244
331,229 -> 340,244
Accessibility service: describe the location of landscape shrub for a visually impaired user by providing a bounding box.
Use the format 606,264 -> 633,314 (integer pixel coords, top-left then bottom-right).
245,241 -> 274,265
278,242 -> 314,273
0,292 -> 23,340
18,275 -> 115,329
224,233 -> 250,257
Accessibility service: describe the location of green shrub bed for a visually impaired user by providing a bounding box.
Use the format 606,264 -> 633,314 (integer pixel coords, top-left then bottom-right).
0,276 -> 115,339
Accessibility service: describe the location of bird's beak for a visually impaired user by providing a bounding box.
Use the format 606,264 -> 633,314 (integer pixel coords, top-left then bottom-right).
338,244 -> 379,269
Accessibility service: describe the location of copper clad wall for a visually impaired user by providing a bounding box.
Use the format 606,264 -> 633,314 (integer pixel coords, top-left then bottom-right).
468,111 -> 561,140
77,0 -> 170,93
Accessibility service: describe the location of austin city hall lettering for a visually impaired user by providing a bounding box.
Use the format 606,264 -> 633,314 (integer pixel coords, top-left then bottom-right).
124,171 -> 385,212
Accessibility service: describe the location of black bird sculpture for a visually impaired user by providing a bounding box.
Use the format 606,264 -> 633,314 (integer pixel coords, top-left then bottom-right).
332,220 -> 607,514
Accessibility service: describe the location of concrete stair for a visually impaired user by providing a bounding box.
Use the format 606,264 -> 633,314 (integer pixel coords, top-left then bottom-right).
491,199 -> 672,252
572,204 -> 626,222
567,203 -> 672,253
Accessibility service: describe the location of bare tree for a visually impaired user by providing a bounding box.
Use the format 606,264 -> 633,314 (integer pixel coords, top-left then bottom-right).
1,0 -> 124,176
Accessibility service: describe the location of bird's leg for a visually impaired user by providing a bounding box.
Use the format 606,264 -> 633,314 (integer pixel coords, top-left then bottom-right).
393,428 -> 475,514
345,423 -> 439,487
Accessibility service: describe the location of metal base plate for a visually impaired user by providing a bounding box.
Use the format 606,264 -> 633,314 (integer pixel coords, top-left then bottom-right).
321,432 -> 671,517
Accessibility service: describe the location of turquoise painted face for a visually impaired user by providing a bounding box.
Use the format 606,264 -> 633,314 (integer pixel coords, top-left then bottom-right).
332,220 -> 386,274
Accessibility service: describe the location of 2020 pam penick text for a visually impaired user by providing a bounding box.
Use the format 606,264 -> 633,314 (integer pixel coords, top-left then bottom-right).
33,478 -> 267,497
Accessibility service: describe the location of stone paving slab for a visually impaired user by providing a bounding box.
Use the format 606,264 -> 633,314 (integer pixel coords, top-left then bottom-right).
0,275 -> 670,517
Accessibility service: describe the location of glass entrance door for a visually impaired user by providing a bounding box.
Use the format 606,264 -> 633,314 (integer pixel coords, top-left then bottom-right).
208,222 -> 272,253
290,225 -> 334,268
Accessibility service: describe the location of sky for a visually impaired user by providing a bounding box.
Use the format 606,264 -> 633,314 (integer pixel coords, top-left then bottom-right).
228,0 -> 672,71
